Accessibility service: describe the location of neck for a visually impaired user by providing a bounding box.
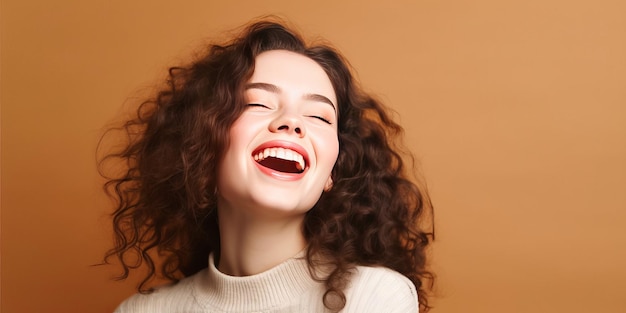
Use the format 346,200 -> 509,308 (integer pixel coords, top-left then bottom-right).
216,203 -> 307,277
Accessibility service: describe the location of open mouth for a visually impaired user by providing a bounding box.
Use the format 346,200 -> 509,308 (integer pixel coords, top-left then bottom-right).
253,147 -> 306,174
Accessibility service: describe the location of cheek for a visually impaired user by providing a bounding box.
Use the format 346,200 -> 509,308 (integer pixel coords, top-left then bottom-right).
228,115 -> 261,148
317,132 -> 340,168
229,116 -> 250,142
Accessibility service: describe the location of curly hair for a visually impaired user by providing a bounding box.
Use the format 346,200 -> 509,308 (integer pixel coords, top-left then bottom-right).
101,18 -> 434,312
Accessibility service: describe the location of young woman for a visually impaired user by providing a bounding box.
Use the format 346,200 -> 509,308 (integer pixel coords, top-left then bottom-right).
102,18 -> 434,312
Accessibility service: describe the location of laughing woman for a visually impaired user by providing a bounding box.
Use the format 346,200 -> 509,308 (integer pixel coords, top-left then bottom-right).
102,19 -> 434,313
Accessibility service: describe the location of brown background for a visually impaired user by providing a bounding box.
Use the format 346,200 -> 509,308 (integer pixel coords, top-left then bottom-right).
2,0 -> 625,312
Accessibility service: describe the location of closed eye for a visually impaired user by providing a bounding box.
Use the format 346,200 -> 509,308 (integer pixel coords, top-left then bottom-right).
248,103 -> 270,109
307,115 -> 332,125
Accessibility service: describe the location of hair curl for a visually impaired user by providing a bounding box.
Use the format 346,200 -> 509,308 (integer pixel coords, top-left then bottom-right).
101,18 -> 434,312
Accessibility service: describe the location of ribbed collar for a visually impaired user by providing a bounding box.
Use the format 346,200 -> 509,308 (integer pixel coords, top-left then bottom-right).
193,252 -> 318,311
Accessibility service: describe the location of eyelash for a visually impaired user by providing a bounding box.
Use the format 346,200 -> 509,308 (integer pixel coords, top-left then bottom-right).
248,104 -> 332,125
307,115 -> 332,124
248,103 -> 270,109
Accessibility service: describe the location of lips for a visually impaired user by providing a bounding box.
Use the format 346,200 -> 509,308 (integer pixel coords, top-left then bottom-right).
252,141 -> 309,175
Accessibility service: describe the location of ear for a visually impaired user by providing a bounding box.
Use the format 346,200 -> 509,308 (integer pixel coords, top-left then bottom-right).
324,177 -> 333,192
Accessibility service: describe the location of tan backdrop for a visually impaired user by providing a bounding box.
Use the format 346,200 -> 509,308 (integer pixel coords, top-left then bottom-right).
2,0 -> 625,312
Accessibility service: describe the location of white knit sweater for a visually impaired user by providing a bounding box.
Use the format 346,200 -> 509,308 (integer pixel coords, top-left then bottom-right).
114,253 -> 418,312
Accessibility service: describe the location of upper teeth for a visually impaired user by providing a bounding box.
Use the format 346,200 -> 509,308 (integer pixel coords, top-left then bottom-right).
254,147 -> 306,171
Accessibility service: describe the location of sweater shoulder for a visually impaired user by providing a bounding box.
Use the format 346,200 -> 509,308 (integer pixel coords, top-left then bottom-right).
113,270 -> 206,313
344,266 -> 418,313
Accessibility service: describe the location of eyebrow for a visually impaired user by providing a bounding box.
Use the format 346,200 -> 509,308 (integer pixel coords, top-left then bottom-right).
245,82 -> 337,113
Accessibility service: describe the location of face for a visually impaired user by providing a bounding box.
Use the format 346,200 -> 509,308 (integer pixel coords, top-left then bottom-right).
217,50 -> 339,218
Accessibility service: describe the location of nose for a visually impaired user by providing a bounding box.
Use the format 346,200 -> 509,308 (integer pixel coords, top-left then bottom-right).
269,112 -> 306,137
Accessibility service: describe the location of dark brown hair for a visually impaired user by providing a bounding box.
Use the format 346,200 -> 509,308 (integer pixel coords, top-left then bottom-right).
101,18 -> 434,312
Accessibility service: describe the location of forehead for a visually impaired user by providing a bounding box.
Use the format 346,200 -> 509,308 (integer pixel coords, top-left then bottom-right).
249,50 -> 337,105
